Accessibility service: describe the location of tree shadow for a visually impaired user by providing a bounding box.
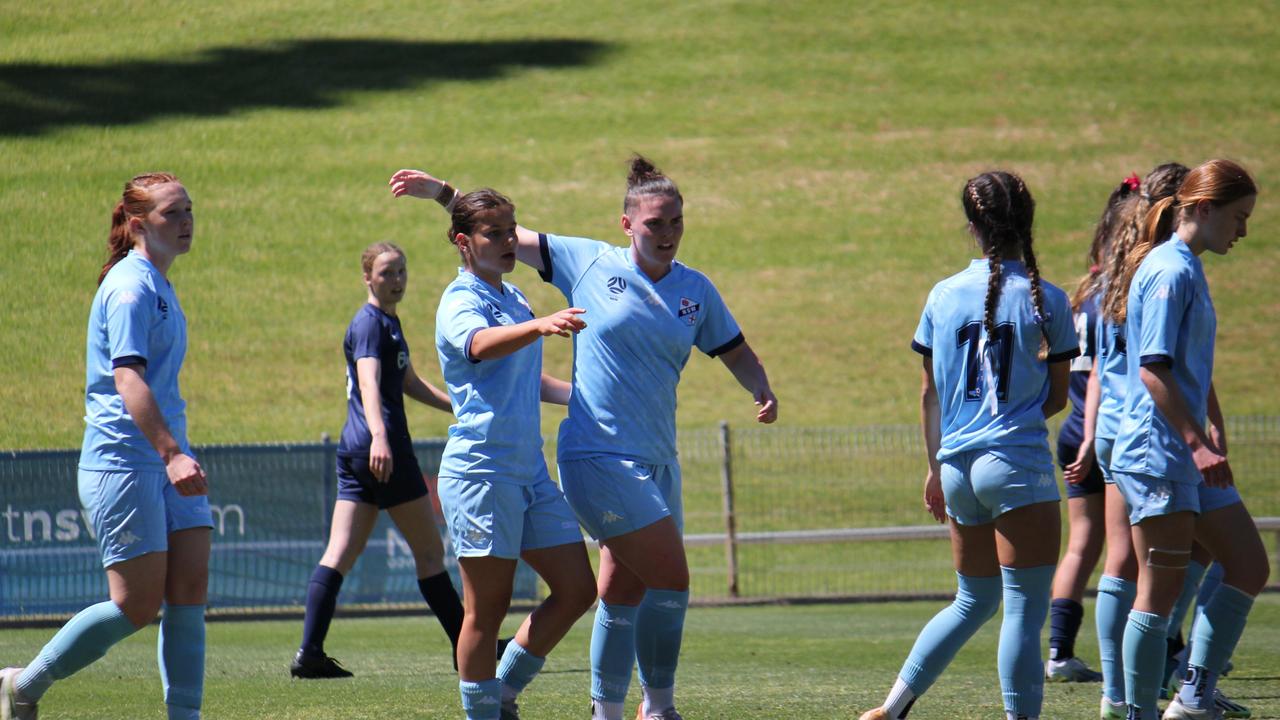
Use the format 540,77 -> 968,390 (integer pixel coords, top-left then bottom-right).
0,37 -> 609,136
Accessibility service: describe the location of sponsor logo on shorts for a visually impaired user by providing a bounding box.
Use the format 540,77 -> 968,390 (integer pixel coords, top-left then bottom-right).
1147,484 -> 1172,505
601,510 -> 624,525
1038,473 -> 1054,488
117,530 -> 142,546
465,527 -> 489,544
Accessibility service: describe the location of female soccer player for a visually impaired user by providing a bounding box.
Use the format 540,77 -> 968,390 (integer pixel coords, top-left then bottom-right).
0,174 -> 211,720
1044,176 -> 1136,685
291,242 -> 465,679
1107,159 -> 1267,720
434,189 -> 597,720
1086,163 -> 1190,719
391,156 -> 778,720
861,171 -> 1079,720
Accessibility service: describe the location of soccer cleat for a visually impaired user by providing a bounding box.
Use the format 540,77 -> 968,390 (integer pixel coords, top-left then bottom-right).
1162,695 -> 1224,720
636,705 -> 684,720
1045,656 -> 1104,683
1100,696 -> 1127,720
500,700 -> 520,720
0,667 -> 38,720
859,709 -> 889,720
1213,690 -> 1250,719
497,636 -> 513,660
289,650 -> 353,679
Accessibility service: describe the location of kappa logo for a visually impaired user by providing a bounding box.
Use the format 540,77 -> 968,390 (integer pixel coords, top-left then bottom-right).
655,599 -> 684,609
465,527 -> 489,544
118,290 -> 139,305
474,696 -> 500,706
1155,285 -> 1172,300
1037,473 -> 1054,488
677,297 -> 700,326
1147,485 -> 1172,505
606,277 -> 627,296
601,510 -> 624,524
117,530 -> 142,546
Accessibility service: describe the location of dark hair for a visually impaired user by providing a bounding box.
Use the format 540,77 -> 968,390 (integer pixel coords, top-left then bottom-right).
961,171 -> 1045,356
623,154 -> 682,213
1111,159 -> 1254,323
447,189 -> 514,246
100,172 -> 180,285
361,241 -> 404,275
1071,181 -> 1137,310
1100,163 -> 1188,322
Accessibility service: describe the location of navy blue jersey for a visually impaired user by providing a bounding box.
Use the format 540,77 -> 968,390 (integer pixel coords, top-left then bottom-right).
338,304 -> 412,457
1057,293 -> 1099,449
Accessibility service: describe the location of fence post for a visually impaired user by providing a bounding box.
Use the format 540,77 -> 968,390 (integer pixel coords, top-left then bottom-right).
718,421 -> 740,598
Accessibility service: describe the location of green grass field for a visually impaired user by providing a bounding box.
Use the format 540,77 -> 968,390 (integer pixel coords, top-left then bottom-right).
2,599 -> 1279,719
2,1 -> 1279,449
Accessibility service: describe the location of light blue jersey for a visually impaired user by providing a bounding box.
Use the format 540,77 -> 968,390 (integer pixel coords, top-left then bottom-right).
80,250 -> 190,471
1095,311 -> 1127,442
1111,236 -> 1215,481
436,269 -> 545,483
539,234 -> 743,465
911,259 -> 1079,471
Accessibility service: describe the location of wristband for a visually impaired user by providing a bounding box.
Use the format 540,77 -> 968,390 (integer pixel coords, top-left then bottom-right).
435,183 -> 460,212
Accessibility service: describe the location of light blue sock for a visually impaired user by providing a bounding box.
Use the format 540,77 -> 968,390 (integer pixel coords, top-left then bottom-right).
1095,575 -> 1136,705
898,573 -> 1001,695
460,678 -> 502,720
159,604 -> 205,719
590,601 -> 638,703
1179,584 -> 1254,711
497,640 -> 545,700
997,565 -> 1054,718
1123,610 -> 1169,717
635,589 -> 689,696
15,600 -> 139,700
1167,560 -> 1207,640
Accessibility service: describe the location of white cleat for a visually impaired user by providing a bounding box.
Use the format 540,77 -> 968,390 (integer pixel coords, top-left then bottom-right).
1100,696 -> 1128,720
0,668 -> 37,720
1046,656 -> 1104,682
1162,695 -> 1224,720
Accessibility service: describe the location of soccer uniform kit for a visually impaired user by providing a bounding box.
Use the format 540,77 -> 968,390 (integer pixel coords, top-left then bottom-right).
434,269 -> 581,559
1056,294 -> 1105,497
1093,306 -> 1128,485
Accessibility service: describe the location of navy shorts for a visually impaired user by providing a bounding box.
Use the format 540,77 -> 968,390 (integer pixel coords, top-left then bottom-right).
1057,439 -> 1105,498
336,450 -> 429,509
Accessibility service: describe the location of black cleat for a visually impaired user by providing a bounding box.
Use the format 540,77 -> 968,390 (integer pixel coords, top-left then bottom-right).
290,650 -> 353,679
496,636 -> 513,661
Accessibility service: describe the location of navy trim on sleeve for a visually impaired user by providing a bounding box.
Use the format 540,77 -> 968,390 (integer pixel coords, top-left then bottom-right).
463,327 -> 484,364
910,340 -> 933,357
537,233 -> 554,283
1046,348 -> 1082,363
1140,354 -> 1173,368
707,332 -> 746,358
111,355 -> 147,369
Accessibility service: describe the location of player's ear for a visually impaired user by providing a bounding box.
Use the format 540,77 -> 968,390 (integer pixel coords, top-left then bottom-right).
621,213 -> 633,236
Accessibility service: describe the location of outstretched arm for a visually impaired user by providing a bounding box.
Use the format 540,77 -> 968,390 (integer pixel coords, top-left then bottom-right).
716,342 -> 777,424
389,168 -> 547,272
468,308 -> 587,362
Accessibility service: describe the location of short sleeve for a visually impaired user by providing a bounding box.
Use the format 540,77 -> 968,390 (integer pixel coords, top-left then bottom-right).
348,311 -> 384,361
693,280 -> 743,357
540,234 -> 608,298
437,288 -> 492,364
911,292 -> 934,357
1043,288 -> 1081,363
104,281 -> 155,368
1136,266 -> 1190,367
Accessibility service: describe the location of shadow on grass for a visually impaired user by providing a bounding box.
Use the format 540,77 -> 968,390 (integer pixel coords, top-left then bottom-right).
0,37 -> 609,136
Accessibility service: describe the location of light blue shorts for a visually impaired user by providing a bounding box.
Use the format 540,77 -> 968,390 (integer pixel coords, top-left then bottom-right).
940,449 -> 1060,526
78,468 -> 214,568
437,467 -> 583,560
1094,435 -> 1116,485
558,457 -> 683,541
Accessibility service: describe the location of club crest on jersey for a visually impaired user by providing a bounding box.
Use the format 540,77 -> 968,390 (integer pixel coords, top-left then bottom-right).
677,297 -> 700,326
487,303 -> 512,325
606,276 -> 627,298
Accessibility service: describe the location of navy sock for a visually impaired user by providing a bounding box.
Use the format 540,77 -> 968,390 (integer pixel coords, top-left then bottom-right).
419,571 -> 465,654
1048,598 -> 1084,661
300,565 -> 344,656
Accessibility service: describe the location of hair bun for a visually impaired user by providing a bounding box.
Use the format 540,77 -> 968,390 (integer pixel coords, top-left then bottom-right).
627,154 -> 661,188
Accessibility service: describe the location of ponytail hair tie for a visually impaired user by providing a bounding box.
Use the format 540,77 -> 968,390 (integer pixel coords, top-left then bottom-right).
1122,173 -> 1141,192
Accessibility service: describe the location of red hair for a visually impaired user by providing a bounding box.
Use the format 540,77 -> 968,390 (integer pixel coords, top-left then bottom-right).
99,172 -> 181,285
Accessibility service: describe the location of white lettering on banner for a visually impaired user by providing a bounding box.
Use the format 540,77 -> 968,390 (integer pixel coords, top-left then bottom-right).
386,528 -> 415,570
0,503 -> 246,545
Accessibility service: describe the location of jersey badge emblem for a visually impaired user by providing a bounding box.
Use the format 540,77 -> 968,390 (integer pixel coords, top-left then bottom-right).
678,297 -> 700,326
606,276 -> 627,298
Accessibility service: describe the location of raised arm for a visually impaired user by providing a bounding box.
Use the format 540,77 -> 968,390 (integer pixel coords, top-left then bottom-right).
1140,363 -> 1231,487
389,168 -> 547,272
402,357 -> 453,413
469,308 -> 587,362
716,342 -> 777,424
114,364 -> 207,496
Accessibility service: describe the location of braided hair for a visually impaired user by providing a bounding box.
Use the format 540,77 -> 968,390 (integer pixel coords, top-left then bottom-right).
1100,163 -> 1188,322
1071,177 -> 1139,311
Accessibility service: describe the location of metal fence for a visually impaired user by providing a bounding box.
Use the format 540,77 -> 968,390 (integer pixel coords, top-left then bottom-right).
1,418 -> 1277,619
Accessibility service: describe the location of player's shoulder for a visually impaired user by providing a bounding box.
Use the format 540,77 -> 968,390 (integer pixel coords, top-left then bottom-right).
100,255 -> 159,298
669,261 -> 717,291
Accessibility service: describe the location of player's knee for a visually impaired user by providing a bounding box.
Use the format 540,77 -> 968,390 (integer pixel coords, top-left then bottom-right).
957,582 -> 1001,623
559,576 -> 599,616
119,594 -> 163,629
165,573 -> 209,605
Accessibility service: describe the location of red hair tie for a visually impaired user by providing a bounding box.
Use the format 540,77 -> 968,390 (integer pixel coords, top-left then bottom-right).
1122,173 -> 1141,192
